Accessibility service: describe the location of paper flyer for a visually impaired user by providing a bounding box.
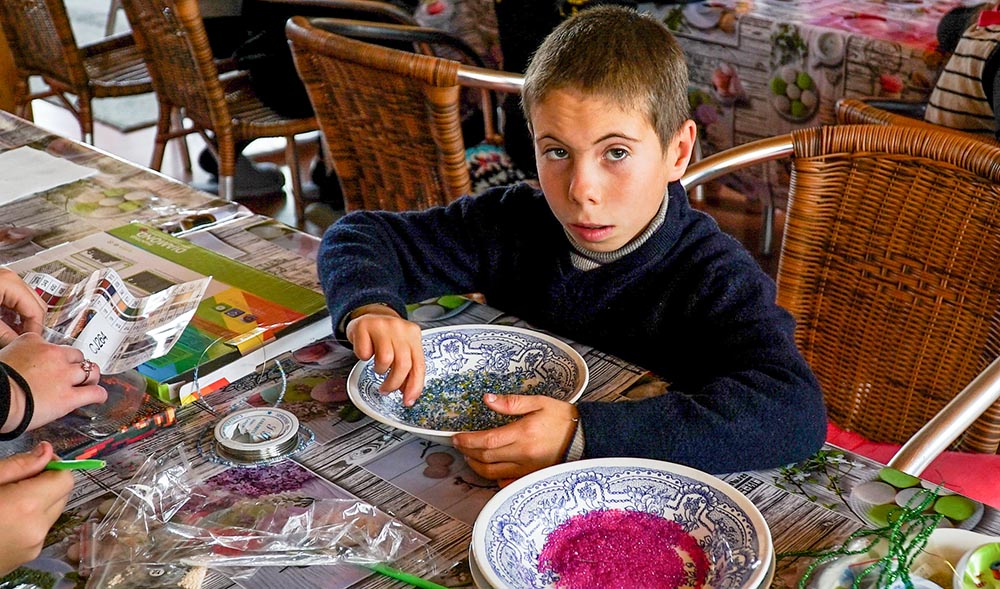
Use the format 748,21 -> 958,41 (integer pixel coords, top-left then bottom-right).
23,267 -> 209,374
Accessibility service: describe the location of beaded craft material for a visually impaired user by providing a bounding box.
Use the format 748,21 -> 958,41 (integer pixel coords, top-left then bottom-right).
781,487 -> 944,589
403,371 -> 557,431
538,509 -> 709,589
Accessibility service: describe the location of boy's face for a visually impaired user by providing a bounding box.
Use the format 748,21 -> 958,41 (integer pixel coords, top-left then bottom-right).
531,89 -> 696,253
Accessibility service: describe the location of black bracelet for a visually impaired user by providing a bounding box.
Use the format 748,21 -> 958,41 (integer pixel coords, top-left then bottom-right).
0,363 -> 10,438
0,362 -> 33,441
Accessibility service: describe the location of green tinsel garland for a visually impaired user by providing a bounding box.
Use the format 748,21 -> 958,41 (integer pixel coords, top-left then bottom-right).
778,489 -> 944,589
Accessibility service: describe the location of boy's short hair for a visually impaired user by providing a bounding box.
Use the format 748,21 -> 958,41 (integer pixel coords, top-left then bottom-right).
521,6 -> 690,150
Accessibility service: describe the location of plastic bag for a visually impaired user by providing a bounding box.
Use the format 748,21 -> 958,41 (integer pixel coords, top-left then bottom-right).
85,446 -> 442,587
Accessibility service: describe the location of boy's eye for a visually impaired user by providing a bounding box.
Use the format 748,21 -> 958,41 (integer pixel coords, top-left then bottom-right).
544,147 -> 569,160
606,148 -> 629,161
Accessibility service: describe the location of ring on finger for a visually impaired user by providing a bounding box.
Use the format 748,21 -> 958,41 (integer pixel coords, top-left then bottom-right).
78,359 -> 95,385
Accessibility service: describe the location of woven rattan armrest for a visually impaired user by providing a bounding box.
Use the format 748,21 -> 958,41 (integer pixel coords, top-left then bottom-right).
79,32 -> 138,57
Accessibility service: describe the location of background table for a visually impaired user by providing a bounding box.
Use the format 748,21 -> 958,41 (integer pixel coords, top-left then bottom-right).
639,0 -> 979,236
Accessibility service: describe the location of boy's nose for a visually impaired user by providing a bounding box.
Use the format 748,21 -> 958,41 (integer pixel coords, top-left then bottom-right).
568,161 -> 601,204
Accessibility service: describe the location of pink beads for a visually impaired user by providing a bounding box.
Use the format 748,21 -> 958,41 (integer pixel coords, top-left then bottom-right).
538,509 -> 709,589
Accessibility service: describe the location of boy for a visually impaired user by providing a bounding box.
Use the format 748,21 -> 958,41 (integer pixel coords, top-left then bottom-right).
319,6 -> 826,483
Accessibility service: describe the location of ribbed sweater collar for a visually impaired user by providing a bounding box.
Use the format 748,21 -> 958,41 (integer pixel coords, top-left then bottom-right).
566,190 -> 670,271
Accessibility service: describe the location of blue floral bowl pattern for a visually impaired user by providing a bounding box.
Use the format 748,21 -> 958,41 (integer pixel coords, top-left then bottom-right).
472,458 -> 772,589
347,325 -> 589,446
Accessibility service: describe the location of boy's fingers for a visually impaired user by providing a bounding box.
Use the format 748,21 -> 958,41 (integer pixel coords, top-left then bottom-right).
453,420 -> 521,452
464,456 -> 522,481
351,330 -> 374,363
0,442 -> 53,485
482,393 -> 545,416
400,352 -> 425,406
380,348 -> 411,393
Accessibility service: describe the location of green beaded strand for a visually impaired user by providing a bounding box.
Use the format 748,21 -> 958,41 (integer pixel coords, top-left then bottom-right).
778,488 -> 944,589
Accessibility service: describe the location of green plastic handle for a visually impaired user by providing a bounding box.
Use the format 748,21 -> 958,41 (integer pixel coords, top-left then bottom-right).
44,459 -> 106,471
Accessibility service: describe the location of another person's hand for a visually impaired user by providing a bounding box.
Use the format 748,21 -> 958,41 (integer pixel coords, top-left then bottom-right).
453,394 -> 579,485
0,441 -> 74,576
0,267 -> 46,346
0,332 -> 107,433
345,304 -> 425,406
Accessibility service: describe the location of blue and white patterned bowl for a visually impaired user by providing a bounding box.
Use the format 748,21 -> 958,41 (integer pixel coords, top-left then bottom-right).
471,458 -> 772,589
347,325 -> 589,446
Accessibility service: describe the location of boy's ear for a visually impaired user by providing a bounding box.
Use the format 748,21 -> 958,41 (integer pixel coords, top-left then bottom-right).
665,119 -> 698,182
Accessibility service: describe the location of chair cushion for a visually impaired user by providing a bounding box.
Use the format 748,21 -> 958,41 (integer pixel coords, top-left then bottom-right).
466,143 -> 527,195
826,421 -> 1000,509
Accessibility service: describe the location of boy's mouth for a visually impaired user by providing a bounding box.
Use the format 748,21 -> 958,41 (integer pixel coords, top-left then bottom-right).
568,223 -> 614,243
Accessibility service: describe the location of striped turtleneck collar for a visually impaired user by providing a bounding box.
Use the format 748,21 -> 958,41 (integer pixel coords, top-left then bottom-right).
566,190 -> 669,271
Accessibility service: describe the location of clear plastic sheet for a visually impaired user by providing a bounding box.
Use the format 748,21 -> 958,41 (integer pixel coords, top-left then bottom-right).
0,559 -> 76,589
85,447 -> 443,587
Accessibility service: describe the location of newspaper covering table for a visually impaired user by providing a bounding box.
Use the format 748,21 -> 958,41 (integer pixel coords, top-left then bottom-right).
0,115 -> 245,265
9,299 -> 996,589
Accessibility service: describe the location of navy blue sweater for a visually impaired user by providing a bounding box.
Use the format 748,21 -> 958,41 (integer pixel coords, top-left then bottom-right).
319,182 -> 826,473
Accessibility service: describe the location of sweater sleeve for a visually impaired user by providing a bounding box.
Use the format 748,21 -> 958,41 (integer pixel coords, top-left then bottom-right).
575,226 -> 826,474
317,185 -> 536,332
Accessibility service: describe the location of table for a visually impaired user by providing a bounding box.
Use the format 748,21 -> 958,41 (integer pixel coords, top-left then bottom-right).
33,301 -> 1000,589
0,111 -> 996,589
638,0 -> 979,252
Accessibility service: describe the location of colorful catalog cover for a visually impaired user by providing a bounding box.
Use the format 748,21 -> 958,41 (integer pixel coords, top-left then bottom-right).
5,223 -> 328,403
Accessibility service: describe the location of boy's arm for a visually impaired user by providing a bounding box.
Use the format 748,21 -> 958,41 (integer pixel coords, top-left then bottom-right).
579,253 -> 826,474
318,189 -> 518,334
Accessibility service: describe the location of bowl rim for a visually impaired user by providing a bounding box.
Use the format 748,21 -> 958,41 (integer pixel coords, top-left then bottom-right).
346,324 -> 590,440
471,457 -> 773,589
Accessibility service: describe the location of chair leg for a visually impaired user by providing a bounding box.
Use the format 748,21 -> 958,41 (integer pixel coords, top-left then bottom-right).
13,79 -> 32,122
105,0 -> 123,36
171,110 -> 192,179
761,202 -> 775,257
285,135 -> 304,226
217,136 -> 237,201
760,182 -> 776,256
219,175 -> 235,201
79,96 -> 95,145
150,106 -> 173,171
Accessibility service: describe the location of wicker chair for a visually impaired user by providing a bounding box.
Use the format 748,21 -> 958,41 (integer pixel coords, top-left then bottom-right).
118,0 -> 317,220
0,0 -> 153,145
681,125 -> 1000,475
836,97 -> 1000,148
286,16 -> 524,212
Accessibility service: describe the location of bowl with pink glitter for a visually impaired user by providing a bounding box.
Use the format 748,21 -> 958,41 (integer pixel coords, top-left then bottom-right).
471,458 -> 772,589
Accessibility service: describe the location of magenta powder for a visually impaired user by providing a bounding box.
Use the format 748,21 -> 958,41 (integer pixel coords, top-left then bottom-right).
538,509 -> 709,589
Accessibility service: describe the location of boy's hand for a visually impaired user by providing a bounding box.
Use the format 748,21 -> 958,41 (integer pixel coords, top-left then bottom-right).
345,305 -> 425,406
0,441 -> 74,576
452,394 -> 579,482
